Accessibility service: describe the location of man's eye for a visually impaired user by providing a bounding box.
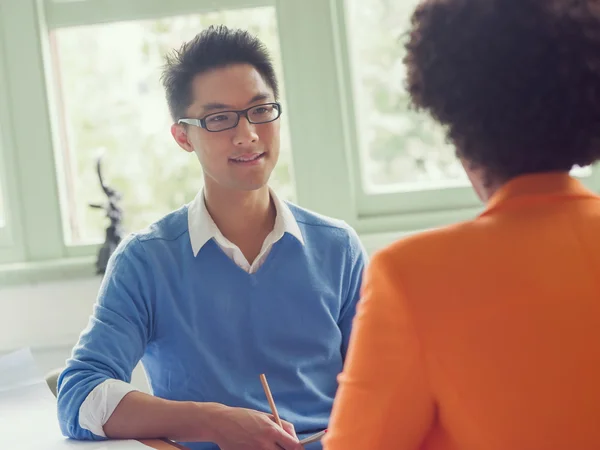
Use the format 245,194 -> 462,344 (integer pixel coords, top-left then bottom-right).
208,115 -> 230,122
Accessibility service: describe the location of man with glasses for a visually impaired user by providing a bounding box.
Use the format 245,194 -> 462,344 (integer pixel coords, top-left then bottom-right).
178,102 -> 282,132
57,25 -> 367,450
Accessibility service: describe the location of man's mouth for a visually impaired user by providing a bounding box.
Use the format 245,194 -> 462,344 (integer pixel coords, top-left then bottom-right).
229,152 -> 266,163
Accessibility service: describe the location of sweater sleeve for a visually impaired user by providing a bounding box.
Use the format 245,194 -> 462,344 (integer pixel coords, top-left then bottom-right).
338,226 -> 368,359
56,235 -> 154,440
324,249 -> 435,450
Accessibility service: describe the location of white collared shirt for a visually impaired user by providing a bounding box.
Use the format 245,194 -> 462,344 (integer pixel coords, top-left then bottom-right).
78,188 -> 304,437
187,188 -> 304,271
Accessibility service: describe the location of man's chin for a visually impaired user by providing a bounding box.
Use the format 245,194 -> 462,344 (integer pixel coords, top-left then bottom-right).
204,168 -> 275,193
224,176 -> 272,193
232,171 -> 275,192
239,181 -> 271,192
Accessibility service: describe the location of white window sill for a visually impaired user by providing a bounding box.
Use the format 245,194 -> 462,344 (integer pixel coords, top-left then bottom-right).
0,257 -> 97,287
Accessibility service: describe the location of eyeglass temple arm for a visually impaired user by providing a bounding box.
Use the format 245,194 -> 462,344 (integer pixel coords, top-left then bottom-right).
178,118 -> 203,127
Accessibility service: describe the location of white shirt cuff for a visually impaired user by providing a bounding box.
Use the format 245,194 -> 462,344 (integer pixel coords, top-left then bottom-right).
78,379 -> 138,437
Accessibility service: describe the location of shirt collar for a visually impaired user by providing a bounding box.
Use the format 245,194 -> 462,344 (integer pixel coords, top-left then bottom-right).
187,188 -> 304,257
481,172 -> 597,217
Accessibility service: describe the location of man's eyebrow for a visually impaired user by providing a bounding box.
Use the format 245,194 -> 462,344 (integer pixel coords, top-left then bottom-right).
201,102 -> 231,113
247,93 -> 270,104
200,93 -> 272,113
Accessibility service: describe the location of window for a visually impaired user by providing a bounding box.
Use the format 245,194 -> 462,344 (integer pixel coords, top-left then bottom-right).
340,0 -> 481,224
49,6 -> 295,244
346,0 -> 467,194
343,0 -> 600,224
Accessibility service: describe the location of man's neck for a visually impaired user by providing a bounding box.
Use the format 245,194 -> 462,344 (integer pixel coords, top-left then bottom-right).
203,184 -> 276,262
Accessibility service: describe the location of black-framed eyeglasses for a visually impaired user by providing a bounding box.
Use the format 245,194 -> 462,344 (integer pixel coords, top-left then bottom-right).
178,102 -> 282,132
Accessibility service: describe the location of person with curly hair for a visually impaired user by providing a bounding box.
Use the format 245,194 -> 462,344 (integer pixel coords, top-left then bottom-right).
324,1 -> 600,449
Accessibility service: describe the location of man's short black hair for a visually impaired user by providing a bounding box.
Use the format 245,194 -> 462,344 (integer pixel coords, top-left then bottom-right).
404,0 -> 600,182
161,25 -> 279,122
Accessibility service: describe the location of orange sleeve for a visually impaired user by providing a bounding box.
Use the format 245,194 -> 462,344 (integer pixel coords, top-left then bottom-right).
324,250 -> 435,450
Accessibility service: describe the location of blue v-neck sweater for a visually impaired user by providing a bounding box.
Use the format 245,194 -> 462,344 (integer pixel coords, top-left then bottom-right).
57,203 -> 367,450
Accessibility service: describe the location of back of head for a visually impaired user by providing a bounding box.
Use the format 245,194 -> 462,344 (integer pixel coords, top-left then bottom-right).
404,0 -> 600,182
161,25 -> 279,122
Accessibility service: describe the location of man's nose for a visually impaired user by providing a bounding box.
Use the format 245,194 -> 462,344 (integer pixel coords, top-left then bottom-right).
233,116 -> 259,146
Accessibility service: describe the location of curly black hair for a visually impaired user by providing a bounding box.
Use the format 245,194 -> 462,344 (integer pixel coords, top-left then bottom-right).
404,0 -> 600,182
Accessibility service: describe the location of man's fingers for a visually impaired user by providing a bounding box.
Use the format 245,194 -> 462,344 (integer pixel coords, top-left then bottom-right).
272,425 -> 302,450
273,443 -> 302,450
273,439 -> 302,450
264,414 -> 301,449
281,420 -> 298,438
266,415 -> 297,438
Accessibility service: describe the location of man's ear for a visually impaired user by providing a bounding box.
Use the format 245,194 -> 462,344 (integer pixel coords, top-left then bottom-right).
171,123 -> 195,153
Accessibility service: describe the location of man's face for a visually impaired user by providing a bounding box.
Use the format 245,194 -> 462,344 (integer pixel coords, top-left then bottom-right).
171,63 -> 281,193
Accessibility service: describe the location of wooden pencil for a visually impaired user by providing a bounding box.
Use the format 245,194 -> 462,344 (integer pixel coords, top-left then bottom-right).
299,429 -> 328,445
259,373 -> 283,428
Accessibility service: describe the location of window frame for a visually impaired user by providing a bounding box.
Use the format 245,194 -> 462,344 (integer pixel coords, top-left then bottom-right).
0,22 -> 25,262
0,0 -> 62,266
0,20 -> 12,249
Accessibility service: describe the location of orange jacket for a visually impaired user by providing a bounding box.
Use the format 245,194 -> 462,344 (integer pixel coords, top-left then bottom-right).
325,173 -> 600,450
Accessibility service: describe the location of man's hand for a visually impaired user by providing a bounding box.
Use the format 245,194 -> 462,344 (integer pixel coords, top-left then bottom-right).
102,392 -> 302,449
210,405 -> 302,450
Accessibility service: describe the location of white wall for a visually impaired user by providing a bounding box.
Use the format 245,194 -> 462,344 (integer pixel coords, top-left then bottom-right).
0,277 -> 151,391
0,278 -> 101,353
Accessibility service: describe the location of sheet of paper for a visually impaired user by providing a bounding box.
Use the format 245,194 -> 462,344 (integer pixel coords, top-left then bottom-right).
0,348 -> 150,450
